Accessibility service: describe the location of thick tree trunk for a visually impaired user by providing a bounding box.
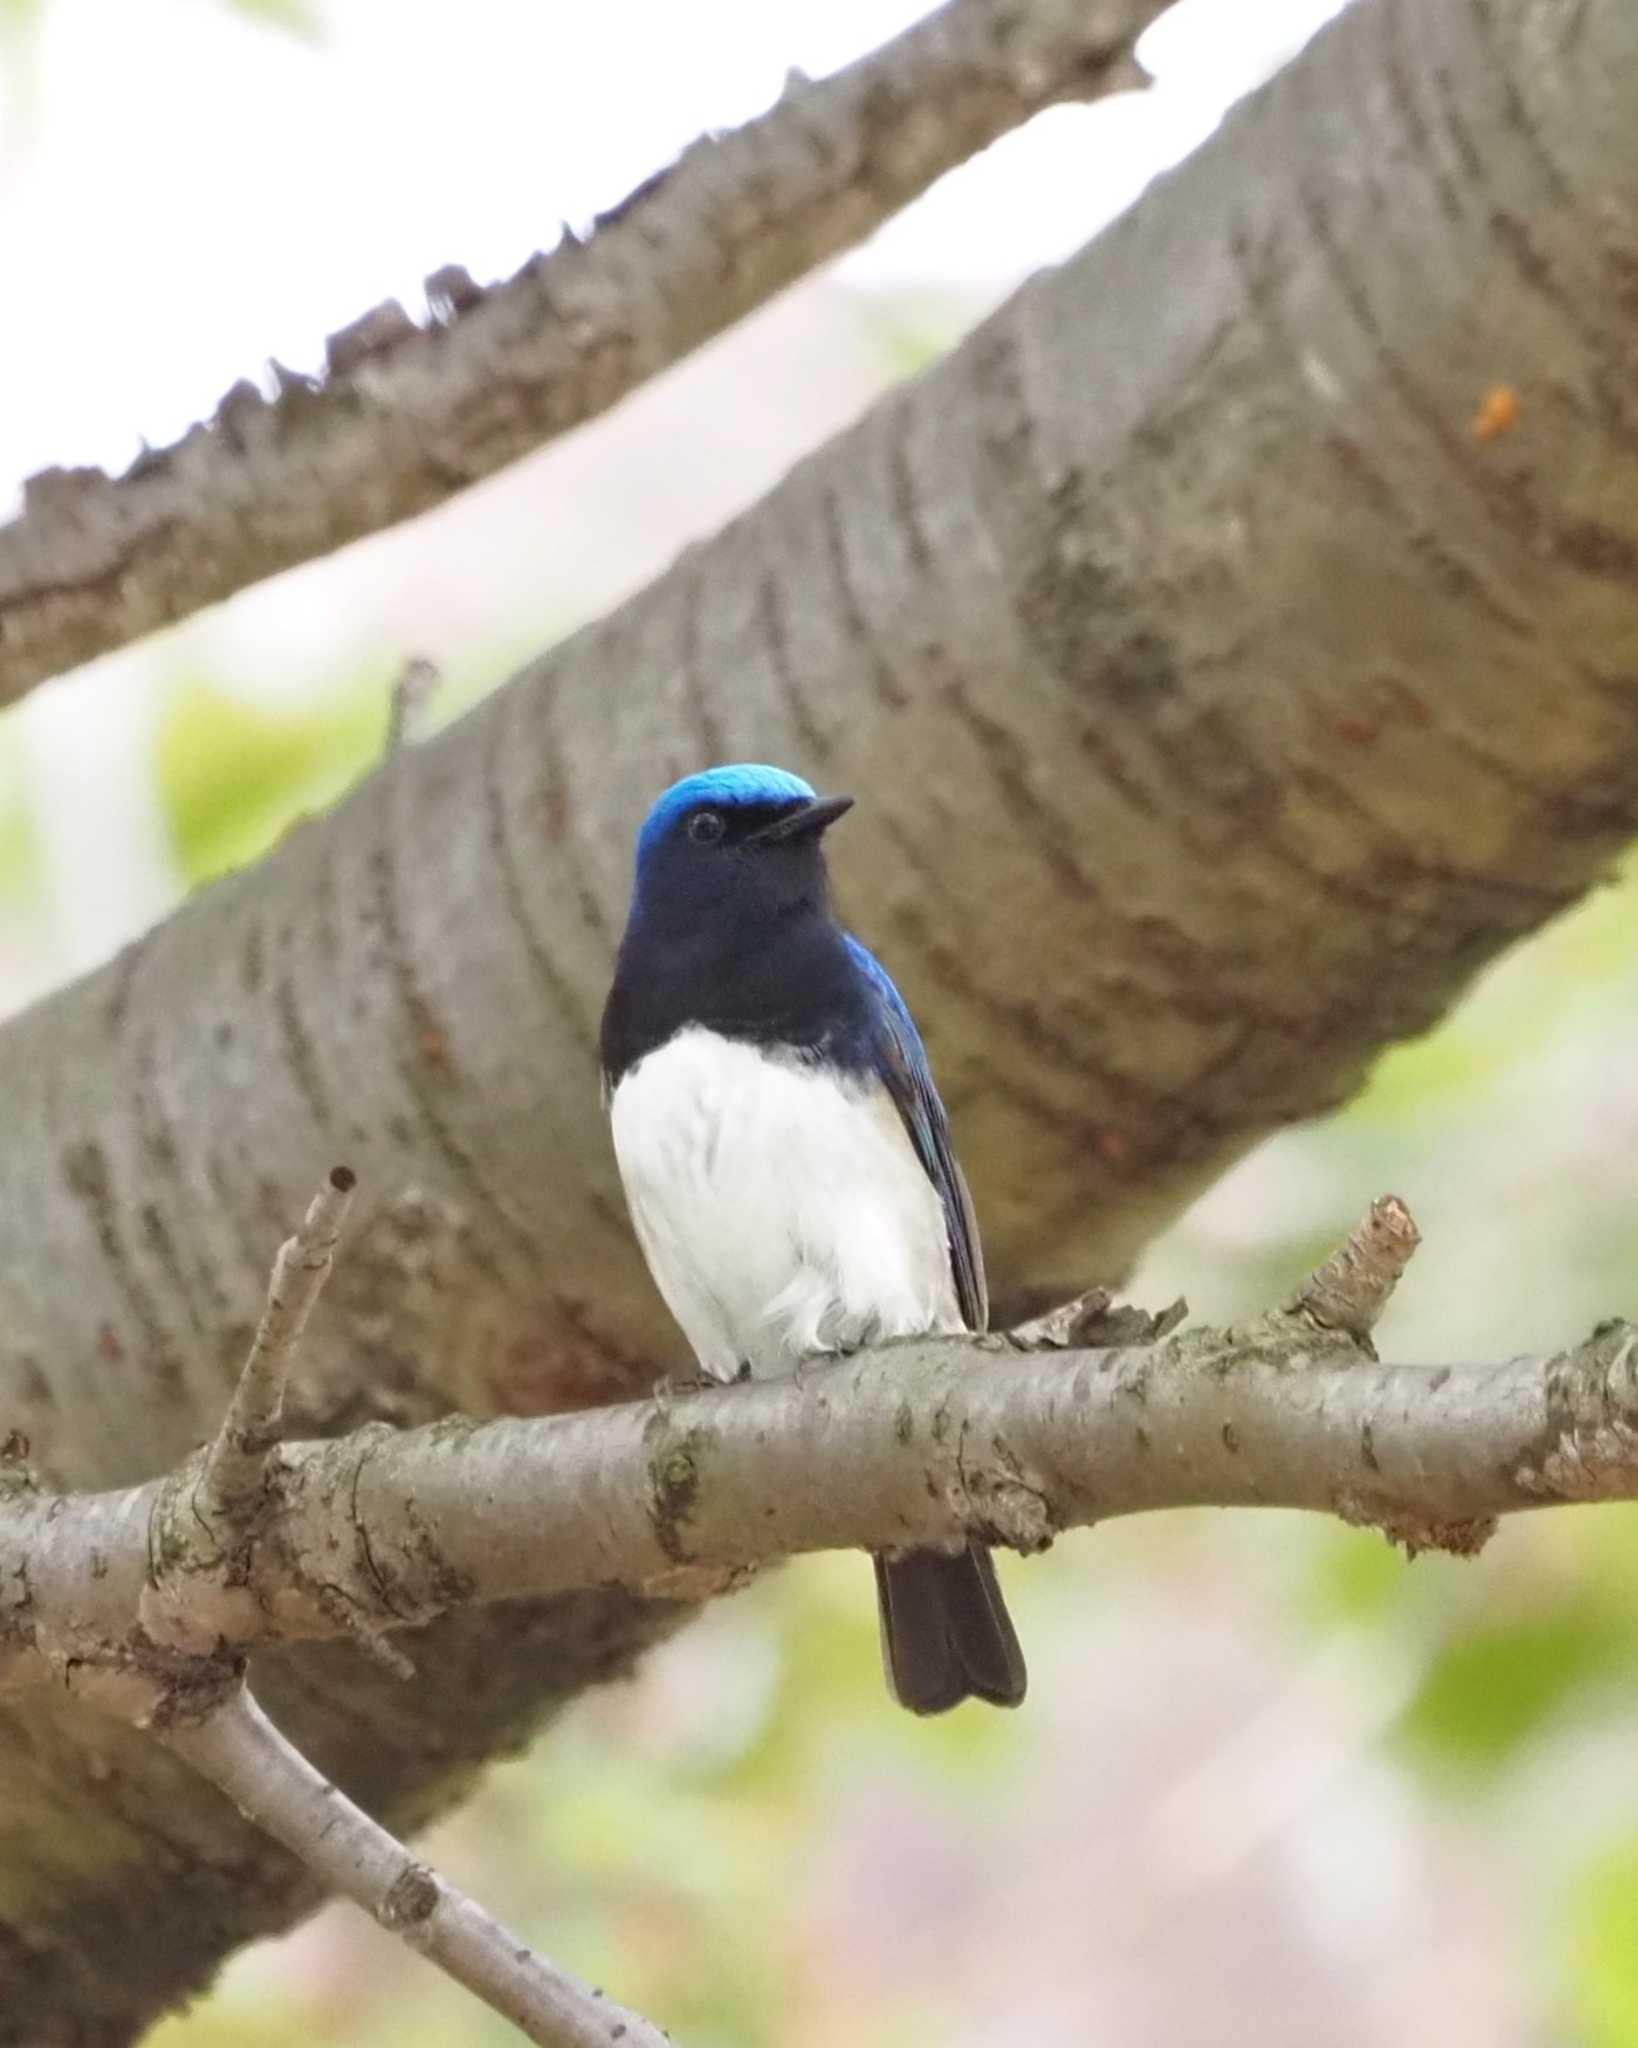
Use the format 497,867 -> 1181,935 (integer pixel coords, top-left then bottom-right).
2,0 -> 1635,2035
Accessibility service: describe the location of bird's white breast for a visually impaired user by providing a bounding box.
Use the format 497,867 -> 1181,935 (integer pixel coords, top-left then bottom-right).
608,1026 -> 961,1380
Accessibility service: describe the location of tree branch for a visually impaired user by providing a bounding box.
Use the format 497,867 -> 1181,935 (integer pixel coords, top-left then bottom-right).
199,1165 -> 355,1519
1286,1193 -> 1419,1341
163,1688 -> 668,2048
384,655 -> 443,753
30,1176 -> 671,2048
5,1201 -> 1633,1703
0,0 -> 1161,704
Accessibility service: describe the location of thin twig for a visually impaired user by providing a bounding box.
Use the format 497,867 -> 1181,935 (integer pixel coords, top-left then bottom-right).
199,1166 -> 356,1520
163,1687 -> 668,2048
385,656 -> 442,753
1289,1195 -> 1421,1339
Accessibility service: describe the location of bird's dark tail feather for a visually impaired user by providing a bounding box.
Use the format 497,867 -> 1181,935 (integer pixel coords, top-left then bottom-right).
874,1543 -> 1027,1714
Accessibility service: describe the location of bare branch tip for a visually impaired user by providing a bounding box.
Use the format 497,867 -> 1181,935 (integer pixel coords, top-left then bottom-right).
306,1167 -> 356,1229
1008,1286 -> 1112,1349
163,1687 -> 666,2047
201,1171 -> 358,1517
1290,1194 -> 1420,1342
386,656 -> 443,753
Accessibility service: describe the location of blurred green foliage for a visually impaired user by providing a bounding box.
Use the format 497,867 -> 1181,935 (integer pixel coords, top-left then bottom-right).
1350,849 -> 1638,1133
152,651 -> 508,885
0,0 -> 322,103
222,0 -> 323,35
154,675 -> 387,884
1569,1838 -> 1638,2048
0,724 -> 38,902
1,0 -> 319,32
1402,1597 -> 1638,1773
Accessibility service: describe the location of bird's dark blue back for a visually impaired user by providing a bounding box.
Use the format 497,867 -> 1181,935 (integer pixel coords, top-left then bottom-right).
840,937 -> 987,1334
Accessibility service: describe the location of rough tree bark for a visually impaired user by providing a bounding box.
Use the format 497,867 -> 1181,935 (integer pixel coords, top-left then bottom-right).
2,0 -> 1636,2036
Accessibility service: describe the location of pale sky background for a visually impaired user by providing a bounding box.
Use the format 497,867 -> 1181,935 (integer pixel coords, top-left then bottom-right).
1,0 -> 1345,494
0,0 -> 1344,978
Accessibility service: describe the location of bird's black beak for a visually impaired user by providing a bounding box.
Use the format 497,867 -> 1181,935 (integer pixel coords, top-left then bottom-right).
748,794 -> 855,844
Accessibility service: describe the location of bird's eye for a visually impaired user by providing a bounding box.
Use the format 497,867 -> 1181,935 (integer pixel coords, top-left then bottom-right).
687,809 -> 726,846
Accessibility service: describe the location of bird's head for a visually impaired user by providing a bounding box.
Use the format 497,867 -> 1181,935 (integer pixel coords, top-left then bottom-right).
628,764 -> 854,932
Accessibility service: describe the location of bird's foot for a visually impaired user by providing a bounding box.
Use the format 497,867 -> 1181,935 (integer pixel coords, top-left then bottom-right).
792,1345 -> 844,1389
650,1364 -> 748,1405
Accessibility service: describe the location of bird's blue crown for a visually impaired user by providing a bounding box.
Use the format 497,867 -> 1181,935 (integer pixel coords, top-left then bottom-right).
635,764 -> 816,863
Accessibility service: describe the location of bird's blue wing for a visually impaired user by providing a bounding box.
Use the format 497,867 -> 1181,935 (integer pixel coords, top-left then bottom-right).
845,936 -> 988,1334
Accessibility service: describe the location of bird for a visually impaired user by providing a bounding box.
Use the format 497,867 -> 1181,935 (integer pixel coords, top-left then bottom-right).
600,763 -> 1026,1715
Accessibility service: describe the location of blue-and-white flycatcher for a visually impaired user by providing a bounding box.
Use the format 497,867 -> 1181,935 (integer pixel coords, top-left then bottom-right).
600,765 -> 1026,1714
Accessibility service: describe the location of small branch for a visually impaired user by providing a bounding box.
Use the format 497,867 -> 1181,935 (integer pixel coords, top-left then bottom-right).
0,0 -> 1166,702
76,1170 -> 666,2043
163,1687 -> 668,2048
385,655 -> 442,753
199,1165 -> 356,1521
1288,1195 -> 1421,1340
194,1166 -> 413,1681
